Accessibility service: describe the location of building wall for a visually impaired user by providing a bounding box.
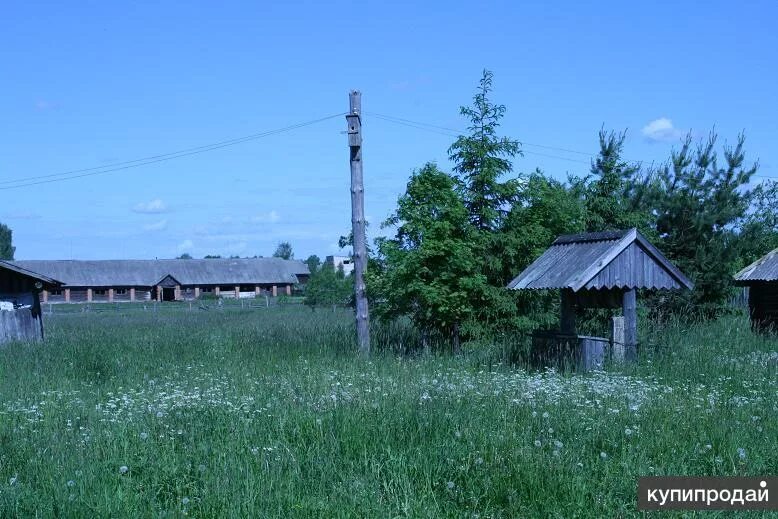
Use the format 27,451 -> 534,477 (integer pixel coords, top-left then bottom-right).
42,283 -> 292,303
749,281 -> 778,332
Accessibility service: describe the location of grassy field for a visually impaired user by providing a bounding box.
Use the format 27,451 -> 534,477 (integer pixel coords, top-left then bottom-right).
0,306 -> 776,517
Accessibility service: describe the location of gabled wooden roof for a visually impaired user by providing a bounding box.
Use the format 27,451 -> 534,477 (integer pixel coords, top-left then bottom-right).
507,228 -> 694,292
734,248 -> 778,283
0,260 -> 61,287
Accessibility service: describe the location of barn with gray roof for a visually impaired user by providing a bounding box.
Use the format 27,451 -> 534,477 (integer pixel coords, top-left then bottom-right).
11,258 -> 309,303
734,247 -> 778,332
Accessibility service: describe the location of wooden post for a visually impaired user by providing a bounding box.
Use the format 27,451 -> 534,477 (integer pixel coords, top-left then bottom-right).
194,287 -> 200,298
65,288 -> 70,303
214,286 -> 220,297
272,285 -> 277,297
622,288 -> 637,361
347,90 -> 370,356
560,288 -> 576,335
87,288 -> 93,302
175,285 -> 181,301
130,288 -> 136,302
285,285 -> 291,296
611,316 -> 625,363
156,286 -> 162,302
108,288 -> 114,302
42,290 -> 48,303
235,285 -> 240,299
254,285 -> 260,297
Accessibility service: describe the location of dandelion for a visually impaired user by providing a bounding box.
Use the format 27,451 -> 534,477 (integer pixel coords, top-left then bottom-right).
705,444 -> 712,450
447,481 -> 455,490
600,452 -> 608,460
156,411 -> 164,418
553,440 -> 563,449
542,411 -> 549,419
67,480 -> 75,487
737,448 -> 747,460
140,432 -> 148,440
182,497 -> 190,506
534,440 -> 542,448
624,428 -> 633,436
119,466 -> 129,475
475,457 -> 483,465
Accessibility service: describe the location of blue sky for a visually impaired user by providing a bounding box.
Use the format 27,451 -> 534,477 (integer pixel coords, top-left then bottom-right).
2,0 -> 776,260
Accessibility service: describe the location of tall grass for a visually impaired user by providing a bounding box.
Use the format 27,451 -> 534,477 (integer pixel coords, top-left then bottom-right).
0,306 -> 776,517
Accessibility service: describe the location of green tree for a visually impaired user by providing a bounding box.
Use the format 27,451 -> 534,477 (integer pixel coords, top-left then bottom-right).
448,69 -> 522,232
305,254 -> 321,273
176,253 -> 193,259
739,180 -> 778,266
273,242 -> 294,260
378,163 -> 489,351
0,223 -> 14,260
304,264 -> 352,309
582,129 -> 652,233
502,171 -> 587,282
204,255 -> 222,259
649,132 -> 758,317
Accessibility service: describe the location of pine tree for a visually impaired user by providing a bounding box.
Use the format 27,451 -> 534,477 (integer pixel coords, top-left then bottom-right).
0,223 -> 14,260
448,70 -> 522,232
650,132 -> 758,317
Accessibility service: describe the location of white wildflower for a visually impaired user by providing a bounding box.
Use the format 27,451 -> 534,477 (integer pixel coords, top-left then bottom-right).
553,440 -> 563,449
119,465 -> 129,475
140,432 -> 148,440
542,411 -> 549,419
624,428 -> 633,436
600,452 -> 608,460
447,481 -> 455,490
181,497 -> 190,506
67,480 -> 75,487
737,448 -> 747,460
534,440 -> 542,448
9,475 -> 17,485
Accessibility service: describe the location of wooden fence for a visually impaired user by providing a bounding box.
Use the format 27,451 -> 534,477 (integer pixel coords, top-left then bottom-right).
0,308 -> 43,345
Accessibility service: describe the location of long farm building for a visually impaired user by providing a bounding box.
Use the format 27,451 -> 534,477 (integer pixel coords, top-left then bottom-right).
10,258 -> 309,303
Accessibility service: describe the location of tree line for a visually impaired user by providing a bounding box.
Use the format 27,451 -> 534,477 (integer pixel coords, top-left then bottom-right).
350,70 -> 777,350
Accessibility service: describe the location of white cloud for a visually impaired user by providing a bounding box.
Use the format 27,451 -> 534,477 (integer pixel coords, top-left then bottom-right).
177,239 -> 194,252
143,219 -> 168,232
251,210 -> 280,223
641,117 -> 685,143
132,199 -> 168,214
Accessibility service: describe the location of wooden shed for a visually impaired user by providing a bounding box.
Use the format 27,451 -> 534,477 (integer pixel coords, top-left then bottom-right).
0,260 -> 61,344
734,248 -> 778,333
507,228 -> 694,368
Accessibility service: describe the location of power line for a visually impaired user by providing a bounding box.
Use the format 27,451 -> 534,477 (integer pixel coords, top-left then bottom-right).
365,111 -> 778,181
0,113 -> 346,190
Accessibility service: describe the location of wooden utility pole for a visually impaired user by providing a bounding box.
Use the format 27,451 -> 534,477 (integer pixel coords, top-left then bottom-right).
347,91 -> 370,355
